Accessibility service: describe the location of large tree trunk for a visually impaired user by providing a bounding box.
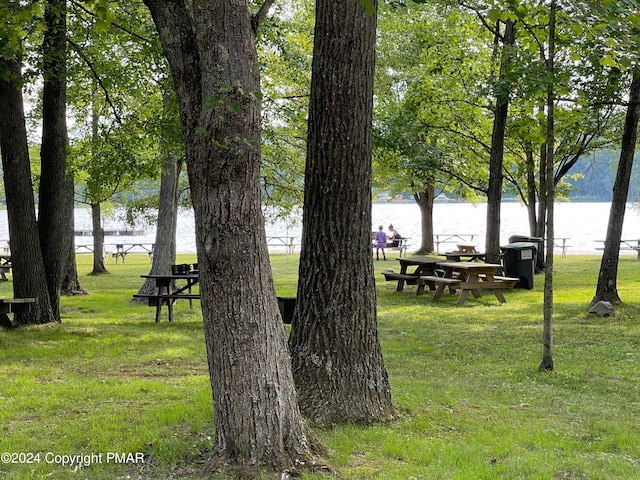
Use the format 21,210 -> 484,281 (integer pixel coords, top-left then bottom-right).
135,153 -> 181,299
0,56 -> 55,326
415,184 -> 435,254
591,71 -> 640,306
38,0 -> 71,321
288,0 -> 393,425
485,19 -> 515,264
144,0 -> 318,473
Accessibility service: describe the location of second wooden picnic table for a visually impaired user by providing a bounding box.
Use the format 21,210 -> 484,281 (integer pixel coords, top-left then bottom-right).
134,272 -> 200,322
435,261 -> 517,306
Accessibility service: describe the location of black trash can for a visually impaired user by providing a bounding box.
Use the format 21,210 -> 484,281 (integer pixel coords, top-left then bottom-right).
509,235 -> 544,273
277,296 -> 296,324
500,242 -> 537,289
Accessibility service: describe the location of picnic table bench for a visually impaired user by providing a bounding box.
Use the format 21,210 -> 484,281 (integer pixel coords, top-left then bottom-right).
371,236 -> 411,258
381,270 -> 436,296
0,298 -> 36,328
380,256 -> 442,295
0,265 -> 10,281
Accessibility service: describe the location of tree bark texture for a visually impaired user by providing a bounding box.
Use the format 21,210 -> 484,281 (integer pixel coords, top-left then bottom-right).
135,153 -> 181,298
38,0 -> 71,320
415,185 -> 434,254
144,0 -> 316,472
91,202 -> 107,274
288,0 -> 393,425
61,177 -> 87,295
525,146 -> 545,272
0,58 -> 55,325
591,71 -> 640,306
485,20 -> 515,264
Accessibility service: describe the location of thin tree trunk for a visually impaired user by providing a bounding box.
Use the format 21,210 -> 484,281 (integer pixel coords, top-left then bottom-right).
61,178 -> 87,295
540,0 -> 557,372
91,202 -> 107,274
591,71 -> 640,306
135,153 -> 181,299
485,19 -> 515,264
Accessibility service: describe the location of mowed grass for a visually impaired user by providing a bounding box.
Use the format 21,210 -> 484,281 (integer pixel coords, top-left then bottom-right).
1,253 -> 640,479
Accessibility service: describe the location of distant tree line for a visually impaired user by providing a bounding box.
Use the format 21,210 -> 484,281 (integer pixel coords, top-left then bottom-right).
566,150 -> 640,202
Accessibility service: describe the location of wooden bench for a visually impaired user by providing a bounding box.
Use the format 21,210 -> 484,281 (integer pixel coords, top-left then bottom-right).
420,274 -> 518,303
420,275 -> 462,299
372,237 -> 410,259
382,271 -> 435,295
133,293 -> 201,304
490,275 -> 520,288
0,265 -> 10,281
133,293 -> 201,323
0,298 -> 36,328
387,238 -> 410,258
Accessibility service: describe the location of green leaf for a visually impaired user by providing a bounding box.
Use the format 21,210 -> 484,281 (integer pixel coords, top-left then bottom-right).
94,19 -> 109,34
599,55 -> 618,68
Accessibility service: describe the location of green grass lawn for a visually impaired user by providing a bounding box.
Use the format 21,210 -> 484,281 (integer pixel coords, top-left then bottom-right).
1,253 -> 640,479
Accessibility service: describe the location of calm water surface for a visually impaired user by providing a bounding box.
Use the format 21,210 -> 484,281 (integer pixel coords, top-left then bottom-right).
1,202 -> 638,255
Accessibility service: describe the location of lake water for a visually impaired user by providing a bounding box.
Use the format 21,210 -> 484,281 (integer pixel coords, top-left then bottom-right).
1,201 -> 639,255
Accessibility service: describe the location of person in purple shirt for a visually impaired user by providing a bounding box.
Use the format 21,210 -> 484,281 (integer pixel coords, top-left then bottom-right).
374,225 -> 388,261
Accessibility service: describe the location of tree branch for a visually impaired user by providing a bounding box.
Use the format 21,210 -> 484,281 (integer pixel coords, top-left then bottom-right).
67,39 -> 123,124
252,0 -> 276,34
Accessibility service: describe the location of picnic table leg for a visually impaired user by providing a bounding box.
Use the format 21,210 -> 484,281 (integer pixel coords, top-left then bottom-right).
167,300 -> 174,322
456,290 -> 470,306
155,302 -> 163,323
187,282 -> 194,309
155,279 -> 171,322
493,289 -> 507,303
0,313 -> 13,328
432,283 -> 448,300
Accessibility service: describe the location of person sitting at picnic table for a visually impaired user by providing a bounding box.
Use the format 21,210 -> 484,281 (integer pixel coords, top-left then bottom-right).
388,224 -> 402,247
375,225 -> 388,261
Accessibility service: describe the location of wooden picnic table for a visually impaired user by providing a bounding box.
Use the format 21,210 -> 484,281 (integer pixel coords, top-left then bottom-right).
371,235 -> 411,258
444,251 -> 486,262
455,243 -> 478,253
397,255 -> 441,276
0,298 -> 36,328
444,242 -> 485,262
380,256 -> 441,295
435,261 -> 518,306
134,272 -> 199,322
108,243 -> 155,264
595,239 -> 640,260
